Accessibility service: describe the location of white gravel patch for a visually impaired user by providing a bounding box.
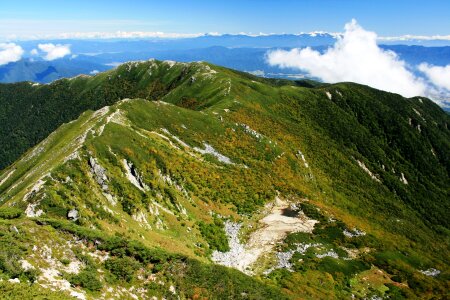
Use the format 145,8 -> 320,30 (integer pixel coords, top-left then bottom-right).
343,228 -> 366,238
194,143 -> 233,164
264,242 -> 322,274
420,268 -> 440,277
356,160 -> 381,182
20,259 -> 35,271
238,124 -> 263,140
36,245 -> 85,299
316,250 -> 339,259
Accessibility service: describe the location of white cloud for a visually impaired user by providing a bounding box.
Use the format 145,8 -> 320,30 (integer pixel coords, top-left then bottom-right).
37,43 -> 71,60
104,62 -> 122,67
246,70 -> 265,76
30,48 -> 38,55
419,63 -> 450,91
267,19 -> 427,98
0,43 -> 24,65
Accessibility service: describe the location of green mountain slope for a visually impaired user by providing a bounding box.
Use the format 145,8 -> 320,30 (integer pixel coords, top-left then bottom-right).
0,60 -> 449,299
0,60 -> 232,170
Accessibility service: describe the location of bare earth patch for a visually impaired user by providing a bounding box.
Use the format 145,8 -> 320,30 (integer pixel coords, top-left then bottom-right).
212,197 -> 318,274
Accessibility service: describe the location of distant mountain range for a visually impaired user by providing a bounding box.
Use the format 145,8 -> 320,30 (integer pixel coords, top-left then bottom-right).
0,58 -> 109,83
2,44 -> 450,82
1,35 -> 450,111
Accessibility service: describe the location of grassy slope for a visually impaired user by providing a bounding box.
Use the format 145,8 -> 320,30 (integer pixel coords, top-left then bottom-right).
0,60 -> 449,298
0,60 -> 228,170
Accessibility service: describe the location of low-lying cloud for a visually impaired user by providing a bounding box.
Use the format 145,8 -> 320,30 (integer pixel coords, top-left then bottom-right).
37,43 -> 71,60
419,63 -> 450,91
0,43 -> 24,65
267,20 -> 427,98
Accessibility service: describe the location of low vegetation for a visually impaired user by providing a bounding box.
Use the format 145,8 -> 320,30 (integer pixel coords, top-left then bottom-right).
0,60 -> 448,298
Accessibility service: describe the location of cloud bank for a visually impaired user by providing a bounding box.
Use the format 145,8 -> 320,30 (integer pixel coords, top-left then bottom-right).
419,63 -> 450,91
0,43 -> 24,65
37,43 -> 71,60
267,20 -> 427,98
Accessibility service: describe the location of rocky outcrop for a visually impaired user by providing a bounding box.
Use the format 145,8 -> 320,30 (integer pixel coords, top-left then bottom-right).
122,159 -> 148,192
89,157 -> 109,191
67,209 -> 79,221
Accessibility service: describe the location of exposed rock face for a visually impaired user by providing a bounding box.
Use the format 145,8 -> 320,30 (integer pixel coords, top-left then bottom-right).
67,209 -> 79,221
400,172 -> 408,185
122,159 -> 148,191
25,201 -> 44,217
10,226 -> 19,234
420,268 -> 441,277
89,157 -> 108,191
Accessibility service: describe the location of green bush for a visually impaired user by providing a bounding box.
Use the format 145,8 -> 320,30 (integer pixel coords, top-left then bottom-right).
0,253 -> 38,283
313,223 -> 345,244
0,281 -> 70,299
299,202 -> 327,222
175,259 -> 288,299
0,247 -> 24,279
0,208 -> 22,219
198,217 -> 229,252
104,256 -> 140,282
68,268 -> 102,291
37,218 -> 104,242
317,257 -> 370,278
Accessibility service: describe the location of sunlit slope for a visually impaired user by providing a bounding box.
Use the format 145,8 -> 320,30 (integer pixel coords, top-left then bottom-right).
0,60 -> 236,170
0,60 -> 449,298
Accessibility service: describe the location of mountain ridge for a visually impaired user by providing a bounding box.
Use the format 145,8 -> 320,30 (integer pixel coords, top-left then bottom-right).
0,60 -> 449,299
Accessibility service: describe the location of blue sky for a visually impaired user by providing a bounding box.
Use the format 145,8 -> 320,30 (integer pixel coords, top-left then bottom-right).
1,0 -> 449,39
